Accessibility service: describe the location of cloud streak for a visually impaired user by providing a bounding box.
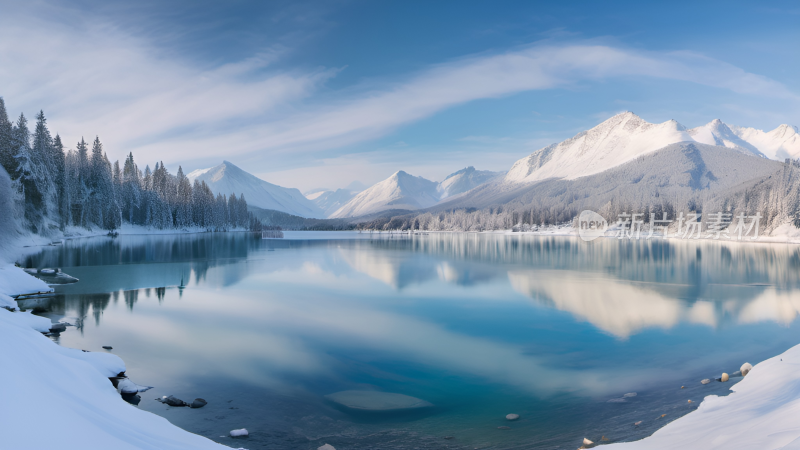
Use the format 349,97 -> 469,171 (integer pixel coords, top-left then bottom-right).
1,5 -> 797,187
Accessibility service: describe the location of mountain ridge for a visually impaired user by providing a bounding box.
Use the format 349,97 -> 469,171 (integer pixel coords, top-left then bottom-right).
188,161 -> 324,218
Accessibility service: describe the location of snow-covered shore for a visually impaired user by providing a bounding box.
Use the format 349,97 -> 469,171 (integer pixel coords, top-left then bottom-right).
604,345 -> 800,450
0,265 -> 231,449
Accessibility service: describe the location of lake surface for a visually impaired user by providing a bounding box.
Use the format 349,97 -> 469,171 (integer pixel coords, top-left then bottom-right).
21,231 -> 800,449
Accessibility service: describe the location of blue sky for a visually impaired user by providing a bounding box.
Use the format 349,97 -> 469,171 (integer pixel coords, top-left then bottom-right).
1,0 -> 798,191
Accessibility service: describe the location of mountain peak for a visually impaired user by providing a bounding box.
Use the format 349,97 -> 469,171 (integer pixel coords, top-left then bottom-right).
505,112 -> 693,184
330,170 -> 438,218
443,166 -> 476,181
188,161 -> 323,218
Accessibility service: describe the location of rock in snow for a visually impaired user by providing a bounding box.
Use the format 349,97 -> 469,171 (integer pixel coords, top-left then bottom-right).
161,395 -> 189,407
229,428 -> 248,437
115,378 -> 153,394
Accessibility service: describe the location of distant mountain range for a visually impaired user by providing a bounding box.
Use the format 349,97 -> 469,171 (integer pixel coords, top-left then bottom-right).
188,113 -> 800,227
503,112 -> 782,185
328,167 -> 504,218
187,161 -> 324,218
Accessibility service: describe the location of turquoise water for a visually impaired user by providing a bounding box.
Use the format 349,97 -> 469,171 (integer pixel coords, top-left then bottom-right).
22,232 -> 800,449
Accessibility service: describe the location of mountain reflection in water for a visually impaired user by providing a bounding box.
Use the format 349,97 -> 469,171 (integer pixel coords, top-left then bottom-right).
20,232 -> 800,449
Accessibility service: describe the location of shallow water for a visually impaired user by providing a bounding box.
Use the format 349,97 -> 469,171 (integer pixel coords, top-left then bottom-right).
21,231 -> 800,449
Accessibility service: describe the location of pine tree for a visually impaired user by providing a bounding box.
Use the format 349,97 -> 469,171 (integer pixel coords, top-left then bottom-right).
13,113 -> 44,229
75,137 -> 90,227
32,111 -> 57,220
238,193 -> 248,227
0,97 -> 14,178
175,166 -> 193,228
122,153 -> 141,224
53,134 -> 68,228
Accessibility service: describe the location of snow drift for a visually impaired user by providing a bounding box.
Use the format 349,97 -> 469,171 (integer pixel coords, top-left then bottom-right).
0,305 -> 229,450
604,344 -> 800,449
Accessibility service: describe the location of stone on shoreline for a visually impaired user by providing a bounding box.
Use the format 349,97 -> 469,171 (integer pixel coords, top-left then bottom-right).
158,395 -> 189,407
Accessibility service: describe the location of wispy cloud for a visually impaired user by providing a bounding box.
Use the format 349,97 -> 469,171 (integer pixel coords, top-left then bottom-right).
1,4 -> 797,189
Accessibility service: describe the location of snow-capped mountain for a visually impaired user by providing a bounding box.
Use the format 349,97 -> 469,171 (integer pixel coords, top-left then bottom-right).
438,166 -> 504,199
307,188 -> 360,217
730,124 -> 800,160
505,112 -> 695,184
330,167 -> 503,218
330,171 -> 440,218
504,112 -> 777,185
187,161 -> 324,218
687,119 -> 763,157
427,141 -> 785,225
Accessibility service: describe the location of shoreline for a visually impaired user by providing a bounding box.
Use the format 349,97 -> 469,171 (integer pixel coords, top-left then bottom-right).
6,230 -> 800,449
0,254 -> 233,449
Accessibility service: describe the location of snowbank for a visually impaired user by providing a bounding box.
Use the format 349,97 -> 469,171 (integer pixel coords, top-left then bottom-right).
604,344 -> 800,449
0,264 -> 52,297
0,266 -> 229,449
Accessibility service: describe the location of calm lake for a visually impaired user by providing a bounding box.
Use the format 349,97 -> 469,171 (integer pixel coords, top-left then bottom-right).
21,232 -> 800,449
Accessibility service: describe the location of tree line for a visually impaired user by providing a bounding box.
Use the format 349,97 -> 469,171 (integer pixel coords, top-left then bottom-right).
0,97 -> 262,234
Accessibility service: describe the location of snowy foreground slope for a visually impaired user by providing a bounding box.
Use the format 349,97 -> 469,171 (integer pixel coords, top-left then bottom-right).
0,267 -> 231,450
604,344 -> 800,450
188,160 -> 323,218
